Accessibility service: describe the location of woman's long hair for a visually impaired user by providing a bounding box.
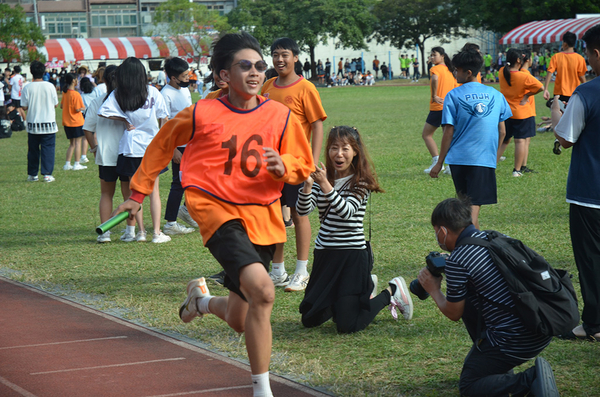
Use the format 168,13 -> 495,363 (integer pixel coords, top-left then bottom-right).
62,73 -> 77,93
325,126 -> 383,199
431,46 -> 454,73
503,48 -> 523,87
79,77 -> 94,94
102,65 -> 118,103
114,57 -> 148,112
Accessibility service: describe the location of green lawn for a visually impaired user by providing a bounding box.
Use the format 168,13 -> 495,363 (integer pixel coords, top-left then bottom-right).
1,82 -> 598,396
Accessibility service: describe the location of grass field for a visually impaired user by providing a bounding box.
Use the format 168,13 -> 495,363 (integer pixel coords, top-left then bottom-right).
1,80 -> 599,396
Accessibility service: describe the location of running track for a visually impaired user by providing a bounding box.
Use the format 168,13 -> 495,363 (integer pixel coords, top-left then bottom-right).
0,277 -> 330,397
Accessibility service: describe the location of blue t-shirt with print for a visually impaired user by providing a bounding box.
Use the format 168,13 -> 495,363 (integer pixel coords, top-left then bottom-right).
442,82 -> 512,168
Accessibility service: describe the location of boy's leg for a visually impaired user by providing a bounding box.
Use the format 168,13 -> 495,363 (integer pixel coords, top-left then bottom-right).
471,205 -> 481,230
422,122 -> 439,157
150,177 -> 162,235
285,207 -> 311,292
514,138 -> 526,172
99,179 -> 117,223
66,138 -> 75,162
27,133 -> 41,176
74,137 -> 82,162
40,133 -> 56,176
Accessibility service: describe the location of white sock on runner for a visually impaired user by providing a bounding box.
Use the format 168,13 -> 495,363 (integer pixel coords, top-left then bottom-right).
197,296 -> 212,314
271,262 -> 285,276
251,372 -> 272,397
294,260 -> 309,277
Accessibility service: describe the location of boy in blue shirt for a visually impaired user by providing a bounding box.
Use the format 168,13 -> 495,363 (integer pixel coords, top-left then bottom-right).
429,48 -> 511,229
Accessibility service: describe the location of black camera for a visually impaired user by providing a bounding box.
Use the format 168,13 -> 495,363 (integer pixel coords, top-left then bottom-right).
409,251 -> 448,300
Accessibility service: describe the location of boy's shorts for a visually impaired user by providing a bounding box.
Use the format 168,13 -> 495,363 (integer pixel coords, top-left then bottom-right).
64,125 -> 84,139
205,219 -> 275,301
450,165 -> 497,206
280,182 -> 304,208
98,165 -> 125,183
425,110 -> 443,128
116,154 -> 168,180
504,117 -> 535,141
11,99 -> 20,108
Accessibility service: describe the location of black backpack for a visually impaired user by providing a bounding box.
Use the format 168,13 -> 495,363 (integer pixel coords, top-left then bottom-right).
457,230 -> 580,337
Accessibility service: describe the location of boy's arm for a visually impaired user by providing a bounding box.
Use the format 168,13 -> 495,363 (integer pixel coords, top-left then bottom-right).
310,119 -> 323,165
418,268 -> 464,321
430,124 -> 454,178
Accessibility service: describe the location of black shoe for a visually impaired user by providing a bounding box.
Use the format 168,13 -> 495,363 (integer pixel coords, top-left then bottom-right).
284,218 -> 294,228
207,270 -> 226,286
553,140 -> 562,155
530,357 -> 559,397
520,166 -> 537,173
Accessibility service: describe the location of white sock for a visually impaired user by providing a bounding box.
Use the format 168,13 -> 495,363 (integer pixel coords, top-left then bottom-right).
74,161 -> 81,166
166,221 -> 176,227
197,296 -> 212,314
81,155 -> 87,159
271,262 -> 285,276
251,372 -> 272,397
65,161 -> 70,167
294,260 -> 309,277
126,225 -> 135,235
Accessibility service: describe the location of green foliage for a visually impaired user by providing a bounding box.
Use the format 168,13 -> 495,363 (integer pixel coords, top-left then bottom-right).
0,4 -> 46,64
455,0 -> 600,34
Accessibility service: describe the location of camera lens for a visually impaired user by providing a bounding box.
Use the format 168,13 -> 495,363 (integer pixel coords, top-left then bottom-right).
409,278 -> 430,300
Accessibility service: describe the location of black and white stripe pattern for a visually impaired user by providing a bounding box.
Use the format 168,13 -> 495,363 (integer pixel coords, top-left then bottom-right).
296,175 -> 370,250
446,230 -> 552,357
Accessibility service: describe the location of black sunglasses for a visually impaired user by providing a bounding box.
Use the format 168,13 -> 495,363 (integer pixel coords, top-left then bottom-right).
232,60 -> 269,72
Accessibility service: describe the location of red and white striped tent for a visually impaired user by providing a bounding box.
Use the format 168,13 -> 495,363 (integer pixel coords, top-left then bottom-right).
500,17 -> 600,45
1,36 -> 209,63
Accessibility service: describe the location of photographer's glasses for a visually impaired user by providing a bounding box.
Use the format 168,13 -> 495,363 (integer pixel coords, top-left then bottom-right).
232,60 -> 268,73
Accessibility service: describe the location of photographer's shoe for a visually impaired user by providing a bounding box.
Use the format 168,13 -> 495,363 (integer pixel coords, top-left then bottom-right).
179,278 -> 210,323
553,139 -> 562,155
530,357 -> 559,397
389,277 -> 413,320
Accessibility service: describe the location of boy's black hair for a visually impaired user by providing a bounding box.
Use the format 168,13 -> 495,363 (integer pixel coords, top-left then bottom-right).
102,64 -> 118,103
115,57 -> 148,112
270,37 -> 300,56
563,31 -> 577,48
164,57 -> 189,80
80,77 -> 94,94
461,42 -> 480,52
582,24 -> 600,52
14,65 -> 21,74
452,48 -> 483,77
265,67 -> 278,80
29,61 -> 45,79
211,32 -> 263,77
431,197 -> 473,232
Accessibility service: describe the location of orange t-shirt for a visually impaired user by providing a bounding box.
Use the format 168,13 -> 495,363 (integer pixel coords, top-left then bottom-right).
205,89 -> 225,99
499,67 -> 543,119
261,76 -> 327,142
429,64 -> 456,111
130,96 -> 314,246
61,89 -> 85,127
547,52 -> 587,96
188,71 -> 198,81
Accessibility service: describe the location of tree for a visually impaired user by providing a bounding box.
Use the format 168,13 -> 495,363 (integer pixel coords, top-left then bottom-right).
150,0 -> 231,68
373,0 -> 467,76
454,0 -> 600,35
0,4 -> 46,65
227,0 -> 376,78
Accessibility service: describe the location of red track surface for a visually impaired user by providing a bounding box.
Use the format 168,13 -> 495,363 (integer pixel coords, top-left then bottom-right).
0,277 -> 330,397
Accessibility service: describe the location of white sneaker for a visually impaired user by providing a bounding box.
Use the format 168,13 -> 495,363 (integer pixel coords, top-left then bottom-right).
177,205 -> 198,228
120,231 -> 136,242
424,158 -> 444,174
164,222 -> 195,235
443,166 -> 451,175
179,278 -> 211,323
27,175 -> 39,182
285,272 -> 310,292
79,155 -> 89,164
269,271 -> 290,287
499,156 -> 506,162
136,230 -> 147,242
389,276 -> 413,320
97,231 -> 111,243
63,163 -> 73,171
73,164 -> 87,170
43,175 -> 55,182
370,274 -> 378,299
152,231 -> 171,243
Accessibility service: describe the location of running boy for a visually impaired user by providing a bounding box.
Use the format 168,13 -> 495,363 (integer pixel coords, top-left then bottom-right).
429,48 -> 511,229
112,32 -> 314,397
261,37 -> 327,292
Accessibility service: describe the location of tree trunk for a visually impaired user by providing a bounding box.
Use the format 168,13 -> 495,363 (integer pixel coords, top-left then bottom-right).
419,41 -> 427,78
310,45 -> 316,81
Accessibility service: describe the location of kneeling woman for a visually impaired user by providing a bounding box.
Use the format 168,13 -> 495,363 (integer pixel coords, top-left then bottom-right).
297,126 -> 414,333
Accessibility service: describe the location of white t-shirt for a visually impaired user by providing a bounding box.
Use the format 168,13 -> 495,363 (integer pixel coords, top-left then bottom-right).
10,74 -> 25,100
93,83 -> 107,97
98,85 -> 168,157
81,90 -> 100,113
157,71 -> 166,86
21,81 -> 59,134
161,84 -> 192,119
83,94 -> 125,166
0,81 -> 4,106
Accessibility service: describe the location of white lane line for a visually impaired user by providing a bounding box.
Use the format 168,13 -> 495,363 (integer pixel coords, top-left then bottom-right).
145,385 -> 252,396
0,375 -> 38,397
30,357 -> 186,375
0,336 -> 128,350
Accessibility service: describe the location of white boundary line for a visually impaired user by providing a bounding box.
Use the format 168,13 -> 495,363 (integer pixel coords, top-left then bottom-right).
0,277 -> 332,397
0,336 -> 128,350
30,358 -> 186,375
145,384 -> 252,397
0,375 -> 38,397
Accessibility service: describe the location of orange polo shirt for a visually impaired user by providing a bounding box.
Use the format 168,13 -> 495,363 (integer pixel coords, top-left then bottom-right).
429,64 -> 456,111
61,89 -> 85,127
547,52 -> 587,97
499,67 -> 543,119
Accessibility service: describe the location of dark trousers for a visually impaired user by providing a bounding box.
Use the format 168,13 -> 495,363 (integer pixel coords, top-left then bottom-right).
164,147 -> 185,222
302,290 -> 390,334
28,133 -> 55,176
458,300 -> 542,397
570,204 -> 600,332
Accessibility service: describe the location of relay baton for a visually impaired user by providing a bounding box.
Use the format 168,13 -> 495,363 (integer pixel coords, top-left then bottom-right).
96,211 -> 130,235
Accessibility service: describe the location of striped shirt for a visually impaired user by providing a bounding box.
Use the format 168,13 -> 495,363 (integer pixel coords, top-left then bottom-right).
296,175 -> 369,250
446,226 -> 552,357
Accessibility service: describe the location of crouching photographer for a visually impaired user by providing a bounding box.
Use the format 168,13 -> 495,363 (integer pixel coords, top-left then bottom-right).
417,198 -> 558,397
